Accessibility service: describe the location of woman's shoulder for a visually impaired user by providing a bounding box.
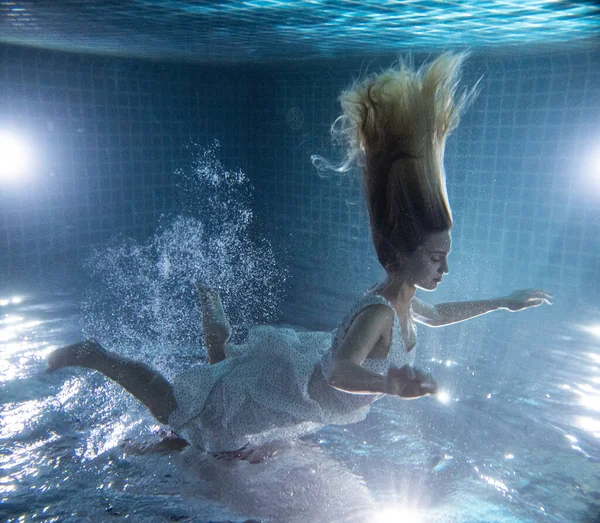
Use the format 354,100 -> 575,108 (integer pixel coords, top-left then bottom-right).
352,292 -> 396,317
331,294 -> 395,355
333,292 -> 396,339
342,295 -> 395,334
332,302 -> 394,357
354,302 -> 394,324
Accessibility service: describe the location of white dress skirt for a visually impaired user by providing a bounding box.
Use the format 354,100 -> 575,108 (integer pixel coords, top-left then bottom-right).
168,293 -> 416,452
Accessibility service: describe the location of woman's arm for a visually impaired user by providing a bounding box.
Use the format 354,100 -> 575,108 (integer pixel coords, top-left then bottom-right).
328,305 -> 436,398
328,305 -> 392,394
412,289 -> 553,327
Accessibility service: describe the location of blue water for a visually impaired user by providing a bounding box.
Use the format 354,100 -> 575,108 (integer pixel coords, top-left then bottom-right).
2,287 -> 600,521
2,143 -> 600,522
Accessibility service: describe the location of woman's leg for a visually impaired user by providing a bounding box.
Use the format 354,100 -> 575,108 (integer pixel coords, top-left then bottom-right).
47,340 -> 177,424
197,282 -> 232,364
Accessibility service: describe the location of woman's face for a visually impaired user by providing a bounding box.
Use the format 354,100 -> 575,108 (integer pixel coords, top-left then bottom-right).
403,230 -> 451,291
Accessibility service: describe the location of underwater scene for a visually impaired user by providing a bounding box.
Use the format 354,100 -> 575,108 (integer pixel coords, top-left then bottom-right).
1,2 -> 600,522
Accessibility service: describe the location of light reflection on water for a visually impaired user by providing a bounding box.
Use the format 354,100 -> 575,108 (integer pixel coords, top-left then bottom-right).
582,324 -> 600,338
1,293 -> 599,522
0,296 -> 23,307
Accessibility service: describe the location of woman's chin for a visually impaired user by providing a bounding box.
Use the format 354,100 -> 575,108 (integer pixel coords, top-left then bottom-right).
417,280 -> 440,292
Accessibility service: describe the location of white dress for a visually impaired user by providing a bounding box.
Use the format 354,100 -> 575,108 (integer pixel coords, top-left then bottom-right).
168,293 -> 416,452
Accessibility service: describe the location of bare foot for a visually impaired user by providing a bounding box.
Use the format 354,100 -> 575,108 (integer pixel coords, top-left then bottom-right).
46,340 -> 105,373
196,281 -> 231,345
121,433 -> 189,455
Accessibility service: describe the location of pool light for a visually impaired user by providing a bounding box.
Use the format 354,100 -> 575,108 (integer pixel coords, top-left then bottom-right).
371,506 -> 424,523
0,131 -> 33,180
581,142 -> 600,191
436,390 -> 451,404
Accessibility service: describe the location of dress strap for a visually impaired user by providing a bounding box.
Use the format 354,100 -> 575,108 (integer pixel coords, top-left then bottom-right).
357,292 -> 398,319
331,292 -> 400,356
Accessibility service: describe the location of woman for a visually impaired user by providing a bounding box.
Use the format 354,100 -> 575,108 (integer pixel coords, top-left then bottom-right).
47,53 -> 551,453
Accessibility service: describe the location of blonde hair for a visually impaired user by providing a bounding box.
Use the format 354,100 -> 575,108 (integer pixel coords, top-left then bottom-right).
330,52 -> 478,271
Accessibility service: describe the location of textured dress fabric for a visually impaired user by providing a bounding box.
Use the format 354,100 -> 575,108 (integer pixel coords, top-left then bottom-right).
168,293 -> 417,452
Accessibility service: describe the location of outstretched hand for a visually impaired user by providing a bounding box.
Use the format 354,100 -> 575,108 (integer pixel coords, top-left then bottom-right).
503,289 -> 553,311
386,365 -> 437,399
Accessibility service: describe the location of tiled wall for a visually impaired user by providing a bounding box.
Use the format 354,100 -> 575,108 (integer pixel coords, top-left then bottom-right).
0,44 -> 249,289
1,44 -> 598,328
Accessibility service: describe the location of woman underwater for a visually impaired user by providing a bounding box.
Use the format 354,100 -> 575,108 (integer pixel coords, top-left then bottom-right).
47,52 -> 551,454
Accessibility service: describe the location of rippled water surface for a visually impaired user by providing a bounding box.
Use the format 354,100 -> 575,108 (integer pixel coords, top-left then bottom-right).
1,290 -> 599,522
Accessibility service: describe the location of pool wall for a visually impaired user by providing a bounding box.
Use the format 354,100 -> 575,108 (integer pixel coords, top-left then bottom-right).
0,44 -> 598,328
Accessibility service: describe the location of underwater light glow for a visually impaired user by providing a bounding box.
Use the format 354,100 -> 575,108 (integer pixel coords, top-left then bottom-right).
0,131 -> 33,180
575,416 -> 600,438
0,296 -> 23,307
592,148 -> 600,177
583,324 -> 600,338
581,142 -> 600,191
371,506 -> 424,523
436,390 -> 451,404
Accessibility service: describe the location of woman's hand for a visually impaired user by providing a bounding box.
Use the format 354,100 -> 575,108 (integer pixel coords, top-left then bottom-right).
386,365 -> 437,398
503,289 -> 553,311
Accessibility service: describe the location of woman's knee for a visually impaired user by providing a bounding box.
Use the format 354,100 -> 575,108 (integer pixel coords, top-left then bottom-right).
147,375 -> 177,424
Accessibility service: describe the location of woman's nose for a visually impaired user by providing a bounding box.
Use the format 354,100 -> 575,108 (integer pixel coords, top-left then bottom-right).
442,260 -> 449,274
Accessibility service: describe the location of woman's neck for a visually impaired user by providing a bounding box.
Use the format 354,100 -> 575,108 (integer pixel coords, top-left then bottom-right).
372,275 -> 416,313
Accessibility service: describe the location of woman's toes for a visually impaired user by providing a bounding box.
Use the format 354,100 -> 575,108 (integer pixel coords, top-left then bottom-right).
46,340 -> 102,373
47,345 -> 74,373
196,281 -> 216,299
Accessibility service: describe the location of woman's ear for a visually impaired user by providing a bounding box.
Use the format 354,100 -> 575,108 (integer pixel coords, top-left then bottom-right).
387,252 -> 407,274
396,252 -> 408,268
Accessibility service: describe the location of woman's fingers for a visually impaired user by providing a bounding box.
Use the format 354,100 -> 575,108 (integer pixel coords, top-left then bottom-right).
510,289 -> 553,310
403,365 -> 416,381
523,289 -> 553,304
390,365 -> 415,381
415,369 -> 437,394
419,381 -> 437,395
389,366 -> 437,398
413,368 -> 429,382
401,380 -> 436,398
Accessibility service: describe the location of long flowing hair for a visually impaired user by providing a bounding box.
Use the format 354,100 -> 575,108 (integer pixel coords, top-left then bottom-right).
329,52 -> 479,271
